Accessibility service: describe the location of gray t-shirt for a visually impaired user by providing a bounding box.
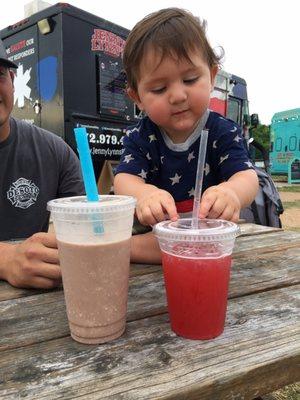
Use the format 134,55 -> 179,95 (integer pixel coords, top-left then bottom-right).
0,117 -> 85,241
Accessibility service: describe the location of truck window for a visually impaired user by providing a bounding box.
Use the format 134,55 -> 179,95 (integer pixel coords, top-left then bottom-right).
209,88 -> 226,116
275,137 -> 282,151
227,98 -> 240,124
289,135 -> 297,151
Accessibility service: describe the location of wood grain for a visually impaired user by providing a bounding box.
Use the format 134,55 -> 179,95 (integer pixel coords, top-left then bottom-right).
1,228 -> 299,301
238,222 -> 282,236
1,225 -> 299,400
0,286 -> 299,400
0,246 -> 299,352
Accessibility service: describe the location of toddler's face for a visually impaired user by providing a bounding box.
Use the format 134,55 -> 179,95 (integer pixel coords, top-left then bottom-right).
128,48 -> 217,143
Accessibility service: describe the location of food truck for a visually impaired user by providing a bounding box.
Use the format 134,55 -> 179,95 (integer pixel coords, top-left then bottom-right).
269,108 -> 300,176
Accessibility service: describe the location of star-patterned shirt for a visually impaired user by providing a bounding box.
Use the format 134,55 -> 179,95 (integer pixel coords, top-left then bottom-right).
115,111 -> 254,214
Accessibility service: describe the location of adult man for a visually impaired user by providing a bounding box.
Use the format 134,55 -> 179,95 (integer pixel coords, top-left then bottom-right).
0,39 -> 84,288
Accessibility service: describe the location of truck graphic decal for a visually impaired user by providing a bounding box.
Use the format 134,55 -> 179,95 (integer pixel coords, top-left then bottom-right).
91,29 -> 125,57
14,64 -> 32,108
37,56 -> 57,101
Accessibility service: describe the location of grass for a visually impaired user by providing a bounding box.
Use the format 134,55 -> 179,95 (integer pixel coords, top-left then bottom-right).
284,226 -> 300,233
278,186 -> 300,193
282,200 -> 300,209
272,175 -> 288,182
262,383 -> 300,400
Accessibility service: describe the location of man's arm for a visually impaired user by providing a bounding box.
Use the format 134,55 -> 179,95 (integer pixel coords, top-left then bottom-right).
0,233 -> 61,289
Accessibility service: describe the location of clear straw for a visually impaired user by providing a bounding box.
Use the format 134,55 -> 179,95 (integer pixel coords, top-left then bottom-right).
191,129 -> 208,229
74,127 -> 104,234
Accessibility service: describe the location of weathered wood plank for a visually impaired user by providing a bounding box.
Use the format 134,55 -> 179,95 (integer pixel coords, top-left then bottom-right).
0,267 -> 159,303
2,229 -> 299,302
0,246 -> 299,352
0,282 -> 33,302
130,263 -> 161,276
0,286 -> 299,400
0,282 -> 61,302
130,229 -> 300,277
238,223 -> 282,237
230,247 -> 300,297
234,230 -> 300,255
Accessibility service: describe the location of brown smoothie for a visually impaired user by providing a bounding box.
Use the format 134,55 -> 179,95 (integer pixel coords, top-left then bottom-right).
57,238 -> 131,344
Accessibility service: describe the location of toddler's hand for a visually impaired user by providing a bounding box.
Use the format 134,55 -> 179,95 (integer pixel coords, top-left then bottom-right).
198,184 -> 241,222
136,189 -> 178,226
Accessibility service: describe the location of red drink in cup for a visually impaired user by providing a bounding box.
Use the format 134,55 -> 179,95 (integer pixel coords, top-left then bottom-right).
162,252 -> 231,339
154,219 -> 239,340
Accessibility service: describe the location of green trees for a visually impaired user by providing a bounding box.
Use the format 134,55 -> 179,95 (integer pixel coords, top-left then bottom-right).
250,124 -> 270,160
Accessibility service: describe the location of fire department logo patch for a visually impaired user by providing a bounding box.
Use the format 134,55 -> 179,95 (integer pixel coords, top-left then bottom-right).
7,177 -> 39,209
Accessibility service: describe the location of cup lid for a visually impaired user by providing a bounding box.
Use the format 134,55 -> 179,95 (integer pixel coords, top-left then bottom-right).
154,218 -> 240,242
47,195 -> 136,214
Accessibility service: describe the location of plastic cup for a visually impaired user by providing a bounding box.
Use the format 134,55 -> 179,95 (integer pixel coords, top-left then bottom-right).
154,218 -> 239,340
47,195 -> 136,344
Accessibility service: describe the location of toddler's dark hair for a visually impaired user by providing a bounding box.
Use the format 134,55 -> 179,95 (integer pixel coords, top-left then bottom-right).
123,7 -> 222,91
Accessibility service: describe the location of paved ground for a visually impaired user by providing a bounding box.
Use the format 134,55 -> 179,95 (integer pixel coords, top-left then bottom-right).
277,188 -> 300,231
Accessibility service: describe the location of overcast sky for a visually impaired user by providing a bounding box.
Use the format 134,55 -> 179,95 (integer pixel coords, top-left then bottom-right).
1,0 -> 299,125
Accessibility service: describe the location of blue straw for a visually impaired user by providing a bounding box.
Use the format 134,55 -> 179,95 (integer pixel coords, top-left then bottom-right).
74,127 -> 104,234
74,127 -> 99,201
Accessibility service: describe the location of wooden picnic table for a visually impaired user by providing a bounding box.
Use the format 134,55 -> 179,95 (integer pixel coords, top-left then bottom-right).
0,223 -> 299,399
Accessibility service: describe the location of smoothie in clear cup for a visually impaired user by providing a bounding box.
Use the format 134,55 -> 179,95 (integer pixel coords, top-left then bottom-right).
154,218 -> 239,340
47,195 -> 135,344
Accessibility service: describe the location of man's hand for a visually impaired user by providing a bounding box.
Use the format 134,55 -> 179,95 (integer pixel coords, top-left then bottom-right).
199,184 -> 241,222
136,189 -> 178,226
0,232 -> 61,289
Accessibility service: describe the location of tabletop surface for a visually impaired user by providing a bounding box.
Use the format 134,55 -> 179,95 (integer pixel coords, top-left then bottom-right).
0,223 -> 299,400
